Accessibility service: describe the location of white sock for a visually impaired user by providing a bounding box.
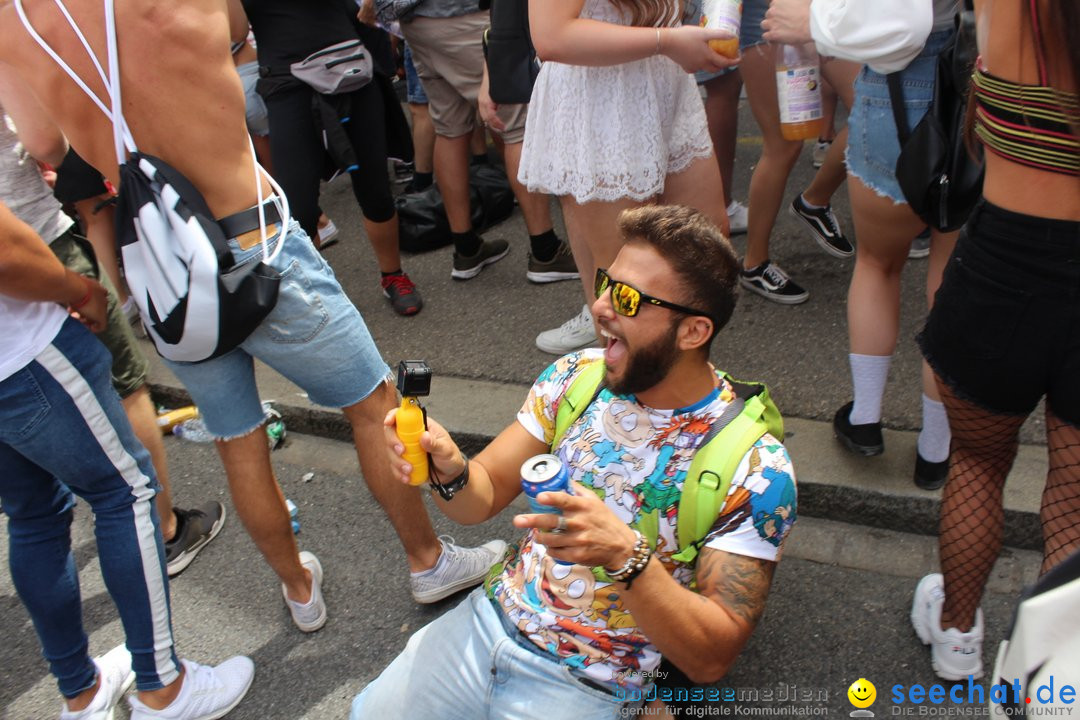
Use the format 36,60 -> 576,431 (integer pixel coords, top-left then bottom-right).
849,353 -> 892,425
918,394 -> 951,463
800,193 -> 827,210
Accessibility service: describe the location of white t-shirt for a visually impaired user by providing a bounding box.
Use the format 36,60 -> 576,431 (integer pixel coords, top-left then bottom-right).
0,297 -> 67,382
486,351 -> 797,689
810,0 -> 961,74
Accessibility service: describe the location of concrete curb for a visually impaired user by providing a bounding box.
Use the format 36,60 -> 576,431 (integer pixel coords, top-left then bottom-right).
145,340 -> 1048,552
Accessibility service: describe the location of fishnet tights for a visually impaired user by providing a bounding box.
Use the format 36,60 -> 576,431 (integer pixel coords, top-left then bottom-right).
1043,411 -> 1080,572
937,382 -> 1080,630
937,382 -> 1025,631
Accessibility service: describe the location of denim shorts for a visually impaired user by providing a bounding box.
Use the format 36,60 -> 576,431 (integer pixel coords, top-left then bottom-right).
350,588 -> 639,720
918,201 -> 1080,424
237,61 -> 270,137
845,29 -> 953,203
692,0 -> 765,84
404,44 -> 428,105
162,220 -> 392,439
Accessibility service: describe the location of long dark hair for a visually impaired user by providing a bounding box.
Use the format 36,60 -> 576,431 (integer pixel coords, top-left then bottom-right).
1039,0 -> 1080,134
610,0 -> 682,27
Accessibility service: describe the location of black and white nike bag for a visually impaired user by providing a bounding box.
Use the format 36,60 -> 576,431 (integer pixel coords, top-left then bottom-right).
17,0 -> 287,362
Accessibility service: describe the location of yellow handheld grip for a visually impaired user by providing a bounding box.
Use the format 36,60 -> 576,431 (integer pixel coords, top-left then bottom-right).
396,396 -> 429,486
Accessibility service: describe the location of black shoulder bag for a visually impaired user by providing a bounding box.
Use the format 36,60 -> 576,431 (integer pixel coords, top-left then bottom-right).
480,0 -> 540,104
886,0 -> 984,232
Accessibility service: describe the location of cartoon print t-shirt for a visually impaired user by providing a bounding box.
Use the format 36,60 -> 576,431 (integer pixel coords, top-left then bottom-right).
485,350 -> 797,689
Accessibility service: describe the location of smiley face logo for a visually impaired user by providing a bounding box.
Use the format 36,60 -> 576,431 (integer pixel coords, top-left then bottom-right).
848,678 -> 877,709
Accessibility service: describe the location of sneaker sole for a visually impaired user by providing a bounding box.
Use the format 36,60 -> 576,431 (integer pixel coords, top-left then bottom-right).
910,574 -> 941,646
382,289 -> 422,316
451,245 -> 510,280
535,333 -> 599,355
411,566 -> 493,604
788,204 -> 854,259
166,505 -> 227,578
526,270 -> 580,284
728,224 -> 748,236
738,277 -> 809,305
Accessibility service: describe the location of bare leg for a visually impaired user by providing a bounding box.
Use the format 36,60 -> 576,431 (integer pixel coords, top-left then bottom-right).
470,124 -> 488,157
739,44 -> 804,269
802,59 -> 860,207
121,385 -> 176,541
364,212 -> 404,274
215,427 -> 311,603
434,133 -> 473,233
920,228 -> 959,403
660,153 -> 729,236
408,103 -> 435,175
701,70 -> 743,208
342,380 -> 441,572
560,195 -> 643,308
500,139 -> 554,236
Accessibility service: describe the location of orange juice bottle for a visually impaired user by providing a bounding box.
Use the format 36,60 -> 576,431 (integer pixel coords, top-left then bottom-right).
699,0 -> 741,58
776,43 -> 824,141
396,396 -> 429,486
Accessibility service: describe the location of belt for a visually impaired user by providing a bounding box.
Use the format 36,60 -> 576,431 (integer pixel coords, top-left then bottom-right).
218,200 -> 283,251
489,597 -> 621,698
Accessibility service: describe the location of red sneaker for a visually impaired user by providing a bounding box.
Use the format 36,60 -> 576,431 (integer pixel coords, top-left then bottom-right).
380,273 -> 423,316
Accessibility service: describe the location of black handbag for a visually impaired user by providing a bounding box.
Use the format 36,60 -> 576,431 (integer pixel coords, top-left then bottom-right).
480,0 -> 540,105
886,0 -> 983,233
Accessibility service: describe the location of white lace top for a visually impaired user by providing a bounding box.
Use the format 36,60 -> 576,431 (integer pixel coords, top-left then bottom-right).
517,0 -> 713,203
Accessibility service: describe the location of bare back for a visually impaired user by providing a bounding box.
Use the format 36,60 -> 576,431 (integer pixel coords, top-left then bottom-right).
976,0 -> 1080,221
0,0 -> 270,219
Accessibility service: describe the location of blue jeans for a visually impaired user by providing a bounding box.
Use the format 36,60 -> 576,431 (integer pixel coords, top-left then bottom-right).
350,588 -> 639,720
0,318 -> 180,697
163,221 -> 392,439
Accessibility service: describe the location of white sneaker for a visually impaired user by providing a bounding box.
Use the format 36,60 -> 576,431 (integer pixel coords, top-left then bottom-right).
727,200 -> 748,235
812,139 -> 831,168
535,305 -> 598,355
410,536 -> 508,604
282,551 -> 326,632
911,573 -> 984,680
60,645 -> 135,720
317,218 -> 339,248
128,657 -> 254,720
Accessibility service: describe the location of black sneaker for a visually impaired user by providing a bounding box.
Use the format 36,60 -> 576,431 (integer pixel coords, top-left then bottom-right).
790,195 -> 854,258
833,401 -> 884,456
914,452 -> 948,490
527,239 -> 579,284
739,260 -> 809,304
451,238 -> 510,280
380,273 -> 423,316
165,501 -> 226,577
909,228 -> 931,259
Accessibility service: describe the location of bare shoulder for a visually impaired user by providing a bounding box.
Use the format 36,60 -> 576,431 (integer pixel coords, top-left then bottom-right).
694,547 -> 777,628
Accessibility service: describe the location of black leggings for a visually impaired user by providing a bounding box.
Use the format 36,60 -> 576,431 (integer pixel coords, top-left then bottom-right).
265,81 -> 396,238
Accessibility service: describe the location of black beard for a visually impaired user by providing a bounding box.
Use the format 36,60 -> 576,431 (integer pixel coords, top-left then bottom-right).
605,320 -> 680,396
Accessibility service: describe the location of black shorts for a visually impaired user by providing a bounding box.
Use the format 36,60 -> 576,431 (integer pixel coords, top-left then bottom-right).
918,200 -> 1080,424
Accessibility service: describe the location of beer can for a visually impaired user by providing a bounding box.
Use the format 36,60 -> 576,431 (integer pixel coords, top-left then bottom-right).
520,454 -> 571,515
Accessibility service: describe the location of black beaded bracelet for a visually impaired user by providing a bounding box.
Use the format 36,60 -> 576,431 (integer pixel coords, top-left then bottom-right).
429,453 -> 469,501
606,530 -> 652,589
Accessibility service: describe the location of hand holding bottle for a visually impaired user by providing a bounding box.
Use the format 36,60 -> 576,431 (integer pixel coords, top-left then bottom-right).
660,25 -> 741,73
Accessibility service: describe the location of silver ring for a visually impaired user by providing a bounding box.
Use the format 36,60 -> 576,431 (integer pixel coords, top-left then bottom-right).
551,515 -> 568,534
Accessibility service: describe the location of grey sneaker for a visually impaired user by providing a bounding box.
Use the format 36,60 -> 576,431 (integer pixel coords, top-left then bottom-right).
811,139 -> 831,168
410,536 -> 508,604
128,657 -> 254,720
527,239 -> 579,283
910,228 -> 931,259
451,238 -> 510,280
282,551 -> 326,632
165,502 -> 226,577
60,645 -> 134,720
535,304 -> 598,355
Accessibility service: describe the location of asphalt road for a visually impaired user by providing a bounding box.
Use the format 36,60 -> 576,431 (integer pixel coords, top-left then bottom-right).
1,431 -> 1042,719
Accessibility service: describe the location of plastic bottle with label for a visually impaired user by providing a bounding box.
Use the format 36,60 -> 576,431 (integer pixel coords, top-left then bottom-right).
699,0 -> 741,58
173,417 -> 215,443
776,43 -> 824,141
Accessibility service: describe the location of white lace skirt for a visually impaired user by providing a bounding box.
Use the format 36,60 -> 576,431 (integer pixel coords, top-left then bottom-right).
519,55 -> 714,204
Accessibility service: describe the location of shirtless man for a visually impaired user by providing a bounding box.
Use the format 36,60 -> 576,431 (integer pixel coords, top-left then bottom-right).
0,0 -> 504,633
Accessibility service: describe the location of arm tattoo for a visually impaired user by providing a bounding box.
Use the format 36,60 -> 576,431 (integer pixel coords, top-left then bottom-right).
695,549 -> 776,627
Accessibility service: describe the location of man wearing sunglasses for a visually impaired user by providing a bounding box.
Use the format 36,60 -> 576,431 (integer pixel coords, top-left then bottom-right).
361,205 -> 797,718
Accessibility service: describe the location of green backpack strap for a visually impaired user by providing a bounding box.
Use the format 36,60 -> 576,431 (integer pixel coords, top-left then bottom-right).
671,375 -> 783,566
552,360 -> 607,451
